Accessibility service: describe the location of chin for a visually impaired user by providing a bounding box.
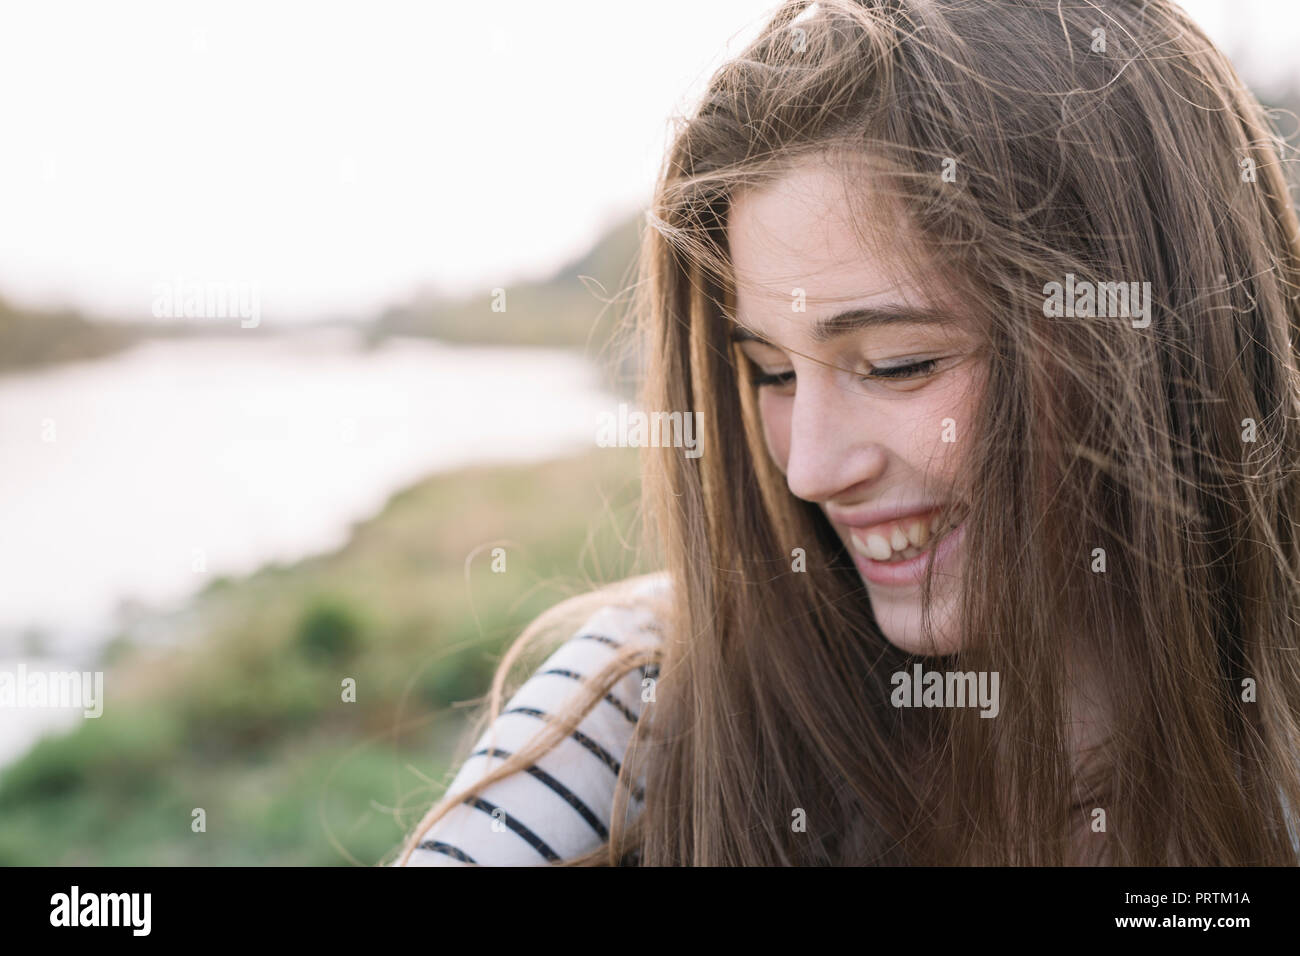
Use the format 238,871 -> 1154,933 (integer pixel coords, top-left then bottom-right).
865,581 -> 964,656
839,513 -> 968,655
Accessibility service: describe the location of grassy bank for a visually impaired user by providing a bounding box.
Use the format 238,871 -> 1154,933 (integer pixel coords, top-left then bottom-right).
0,447 -> 646,865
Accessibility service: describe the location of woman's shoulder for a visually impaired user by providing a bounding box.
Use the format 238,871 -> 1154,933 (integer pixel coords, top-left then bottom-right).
398,572 -> 669,867
564,570 -> 670,650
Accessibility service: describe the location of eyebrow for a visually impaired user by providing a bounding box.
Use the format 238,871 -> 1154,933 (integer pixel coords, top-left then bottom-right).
728,305 -> 954,345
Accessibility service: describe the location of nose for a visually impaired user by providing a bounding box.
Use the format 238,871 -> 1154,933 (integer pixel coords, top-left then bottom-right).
782,370 -> 887,504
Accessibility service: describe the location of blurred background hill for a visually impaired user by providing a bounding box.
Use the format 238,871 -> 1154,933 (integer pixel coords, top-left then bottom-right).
367,213 -> 644,351
0,210 -> 646,377
0,297 -> 139,374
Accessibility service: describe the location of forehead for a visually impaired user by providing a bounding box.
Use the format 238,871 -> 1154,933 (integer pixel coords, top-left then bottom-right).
727,158 -> 956,334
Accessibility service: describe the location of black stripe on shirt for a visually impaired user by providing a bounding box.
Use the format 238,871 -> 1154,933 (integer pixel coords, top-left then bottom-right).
538,667 -> 639,724
576,632 -> 623,648
470,746 -> 608,840
464,795 -> 560,862
416,840 -> 477,864
503,706 -> 646,803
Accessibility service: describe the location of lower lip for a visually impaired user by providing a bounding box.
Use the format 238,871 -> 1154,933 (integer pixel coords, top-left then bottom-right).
849,520 -> 967,587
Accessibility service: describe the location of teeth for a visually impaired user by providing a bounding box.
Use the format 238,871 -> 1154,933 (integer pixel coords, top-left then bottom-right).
864,533 -> 893,561
851,506 -> 964,563
850,532 -> 889,561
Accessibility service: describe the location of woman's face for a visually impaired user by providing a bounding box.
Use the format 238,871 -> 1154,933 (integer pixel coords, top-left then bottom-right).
727,157 -> 986,655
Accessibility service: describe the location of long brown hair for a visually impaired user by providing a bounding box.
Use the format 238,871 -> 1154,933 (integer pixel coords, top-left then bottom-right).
399,0 -> 1300,866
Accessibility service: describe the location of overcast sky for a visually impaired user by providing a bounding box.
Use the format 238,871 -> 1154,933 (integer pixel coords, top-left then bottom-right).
0,0 -> 1294,324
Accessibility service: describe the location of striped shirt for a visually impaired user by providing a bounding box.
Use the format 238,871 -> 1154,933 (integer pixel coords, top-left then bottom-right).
397,571 -> 1300,863
400,575 -> 667,866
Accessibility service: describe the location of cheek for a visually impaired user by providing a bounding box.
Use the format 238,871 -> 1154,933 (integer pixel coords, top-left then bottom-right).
757,391 -> 792,471
904,368 -> 981,482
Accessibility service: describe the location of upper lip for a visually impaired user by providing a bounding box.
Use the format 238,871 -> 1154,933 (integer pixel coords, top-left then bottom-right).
826,502 -> 946,530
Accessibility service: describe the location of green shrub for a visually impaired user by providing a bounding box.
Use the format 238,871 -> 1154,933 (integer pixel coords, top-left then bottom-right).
296,597 -> 365,662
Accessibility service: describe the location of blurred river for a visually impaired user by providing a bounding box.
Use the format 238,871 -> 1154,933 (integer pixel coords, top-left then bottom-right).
0,326 -> 619,763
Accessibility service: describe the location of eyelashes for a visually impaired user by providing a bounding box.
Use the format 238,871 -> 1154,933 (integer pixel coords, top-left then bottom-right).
752,369 -> 796,387
867,358 -> 940,380
749,358 -> 941,388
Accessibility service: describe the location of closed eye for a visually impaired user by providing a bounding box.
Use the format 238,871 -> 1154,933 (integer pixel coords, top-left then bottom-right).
749,358 -> 941,387
867,358 -> 939,380
752,368 -> 795,387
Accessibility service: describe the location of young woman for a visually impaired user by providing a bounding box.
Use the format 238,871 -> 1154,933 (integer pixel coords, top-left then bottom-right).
395,0 -> 1300,866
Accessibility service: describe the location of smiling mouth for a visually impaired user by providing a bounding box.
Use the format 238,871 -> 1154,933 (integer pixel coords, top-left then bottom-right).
846,506 -> 965,563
